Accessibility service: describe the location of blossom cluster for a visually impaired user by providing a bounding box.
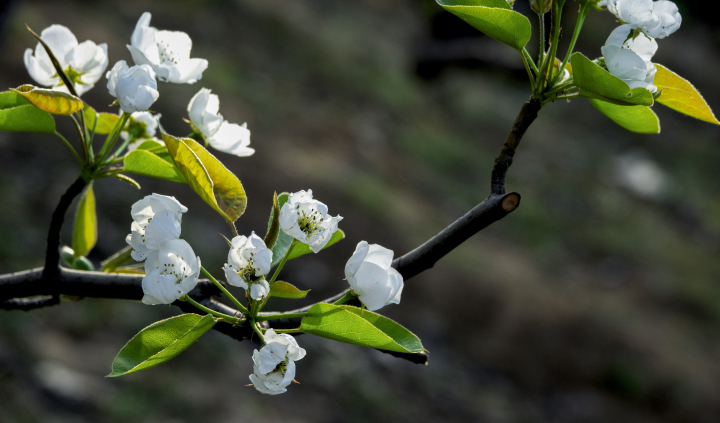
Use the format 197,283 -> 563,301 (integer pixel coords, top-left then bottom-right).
125,194 -> 201,305
24,12 -> 255,158
597,0 -> 681,92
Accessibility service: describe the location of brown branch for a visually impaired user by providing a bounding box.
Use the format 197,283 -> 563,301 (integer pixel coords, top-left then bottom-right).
490,97 -> 542,195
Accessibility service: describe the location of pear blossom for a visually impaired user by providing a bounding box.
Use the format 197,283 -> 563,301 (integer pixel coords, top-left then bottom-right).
24,24 -> 108,95
127,12 -> 208,84
141,239 -> 201,305
601,25 -> 658,92
249,329 -> 306,395
187,88 -> 254,157
344,241 -> 403,311
126,194 -> 187,261
222,232 -> 273,300
279,190 -> 343,253
598,0 -> 681,39
106,61 -> 159,114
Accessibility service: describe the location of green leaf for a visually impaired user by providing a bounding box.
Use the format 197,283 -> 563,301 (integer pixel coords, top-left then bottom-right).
124,150 -> 186,184
286,229 -> 345,261
0,91 -> 55,133
73,256 -> 95,271
11,85 -> 83,115
269,281 -> 310,299
570,53 -> 654,106
136,139 -> 166,151
264,192 -> 281,249
84,105 -> 121,134
162,130 -> 247,223
72,182 -> 97,257
108,314 -> 216,377
100,246 -> 133,272
299,303 -> 425,353
589,99 -> 660,134
654,64 -> 719,125
436,0 -> 532,51
270,193 -> 294,267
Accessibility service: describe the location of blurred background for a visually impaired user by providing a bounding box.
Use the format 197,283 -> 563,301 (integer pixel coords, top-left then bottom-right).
1,0 -> 720,421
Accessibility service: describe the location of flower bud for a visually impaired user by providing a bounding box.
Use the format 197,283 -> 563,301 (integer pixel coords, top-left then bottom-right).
529,0 -> 552,14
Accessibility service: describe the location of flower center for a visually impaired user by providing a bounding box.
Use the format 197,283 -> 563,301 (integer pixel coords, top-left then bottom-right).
55,66 -> 86,87
297,209 -> 323,235
157,41 -> 180,66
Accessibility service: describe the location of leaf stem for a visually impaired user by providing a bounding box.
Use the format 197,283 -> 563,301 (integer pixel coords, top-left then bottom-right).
269,328 -> 301,334
268,240 -> 297,286
184,295 -> 243,325
53,131 -> 82,166
520,50 -> 536,90
70,114 -> 88,163
255,311 -> 307,322
251,320 -> 266,343
200,266 -> 249,314
97,113 -> 129,164
549,2 -> 589,88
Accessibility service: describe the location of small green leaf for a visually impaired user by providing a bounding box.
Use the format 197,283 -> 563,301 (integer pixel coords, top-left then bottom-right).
570,53 -> 654,106
11,85 -> 83,115
108,314 -> 216,377
100,246 -> 133,272
436,0 -> 532,51
162,130 -> 247,223
136,139 -> 166,151
270,193 -> 294,267
72,182 -> 97,258
264,192 -> 281,249
589,99 -> 660,134
286,230 -> 345,261
73,256 -> 95,271
0,91 -> 55,133
654,64 -> 719,125
124,150 -> 186,184
269,281 -> 310,299
299,303 -> 425,353
84,105 -> 121,134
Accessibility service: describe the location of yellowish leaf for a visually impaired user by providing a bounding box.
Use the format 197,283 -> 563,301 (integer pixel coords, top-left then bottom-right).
10,85 -> 83,115
72,183 -> 97,257
654,65 -> 719,125
84,105 -> 121,134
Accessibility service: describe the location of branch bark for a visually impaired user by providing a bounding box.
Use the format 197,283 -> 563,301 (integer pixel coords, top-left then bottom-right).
490,97 -> 542,195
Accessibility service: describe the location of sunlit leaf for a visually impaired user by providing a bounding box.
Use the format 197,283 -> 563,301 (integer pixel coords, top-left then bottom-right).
108,314 -> 216,377
264,192 -> 280,249
162,130 -> 247,223
570,53 -> 654,106
299,303 -> 425,353
10,85 -> 83,115
72,182 -> 97,258
286,230 -> 345,261
100,246 -> 133,273
589,99 -> 660,134
84,105 -> 121,134
124,150 -> 186,184
654,65 -> 719,125
436,0 -> 532,51
269,281 -> 310,299
0,91 -> 55,133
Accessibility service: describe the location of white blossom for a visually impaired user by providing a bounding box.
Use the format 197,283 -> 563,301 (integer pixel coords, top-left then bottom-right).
187,88 -> 254,157
141,239 -> 201,305
279,190 -> 343,253
249,329 -> 306,395
106,61 -> 159,114
222,232 -> 272,300
126,194 -> 187,261
598,0 -> 681,39
127,12 -> 208,84
344,241 -> 403,312
602,25 -> 658,93
24,24 -> 108,95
